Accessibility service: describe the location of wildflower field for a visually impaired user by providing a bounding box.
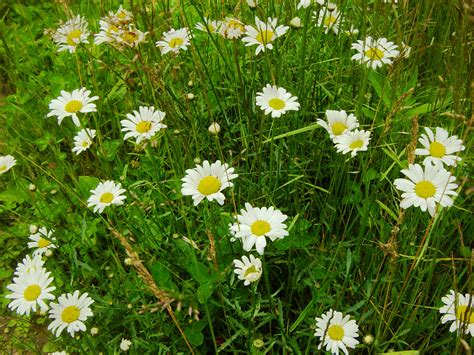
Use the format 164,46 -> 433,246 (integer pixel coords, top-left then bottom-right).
1,0 -> 473,353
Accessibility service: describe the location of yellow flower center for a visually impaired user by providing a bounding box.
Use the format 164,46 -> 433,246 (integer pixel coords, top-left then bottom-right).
38,237 -> 51,248
23,284 -> 41,301
61,306 -> 80,323
121,31 -> 138,44
169,37 -> 184,48
107,25 -> 119,35
197,176 -> 221,196
100,192 -> 115,203
117,11 -> 127,19
244,265 -> 258,278
349,139 -> 364,150
429,141 -> 446,158
324,15 -> 337,27
331,122 -> 347,136
66,29 -> 82,46
414,180 -> 436,199
365,47 -> 384,60
456,305 -> 474,324
251,220 -> 271,236
256,30 -> 275,45
136,121 -> 153,134
64,100 -> 83,113
0,165 -> 6,172
327,324 -> 344,341
228,20 -> 244,31
268,98 -> 285,110
82,141 -> 90,147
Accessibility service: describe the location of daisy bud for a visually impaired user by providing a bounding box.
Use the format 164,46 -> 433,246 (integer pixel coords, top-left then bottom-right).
208,122 -> 221,134
247,0 -> 258,8
253,339 -> 264,348
50,189 -> 58,195
120,338 -> 132,351
290,17 -> 302,29
90,327 -> 99,336
363,334 -> 374,345
193,157 -> 201,164
29,184 -> 36,191
187,93 -> 195,100
45,249 -> 53,257
173,129 -> 180,135
108,273 -> 114,278
127,303 -> 133,309
187,80 -> 193,87
124,257 -> 133,265
29,225 -> 38,234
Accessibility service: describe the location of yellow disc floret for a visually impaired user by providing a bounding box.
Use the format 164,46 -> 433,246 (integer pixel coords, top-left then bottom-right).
251,220 -> 271,236
415,180 -> 436,199
61,306 -> 80,323
327,324 -> 345,341
197,176 -> 221,196
24,285 -> 41,301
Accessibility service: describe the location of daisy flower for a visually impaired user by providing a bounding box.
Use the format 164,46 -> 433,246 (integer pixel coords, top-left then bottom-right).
156,28 -> 191,55
6,268 -> 56,316
52,15 -> 90,53
393,164 -> 458,217
114,25 -> 147,48
314,309 -> 360,355
28,227 -> 57,256
242,17 -> 289,55
110,5 -> 134,23
351,36 -> 400,69
195,18 -> 221,33
94,19 -> 121,45
229,203 -> 288,255
400,41 -> 411,58
121,106 -> 167,144
256,84 -> 300,118
181,160 -> 238,206
0,155 -> 16,174
297,0 -> 312,9
415,127 -> 465,168
333,129 -> 371,157
219,18 -> 246,39
48,290 -> 94,337
72,128 -> 96,155
439,290 -> 474,336
14,254 -> 45,276
87,180 -> 126,214
233,255 -> 262,286
313,7 -> 342,34
299,0 -> 335,8
317,110 -> 359,140
47,88 -> 99,126
344,25 -> 359,36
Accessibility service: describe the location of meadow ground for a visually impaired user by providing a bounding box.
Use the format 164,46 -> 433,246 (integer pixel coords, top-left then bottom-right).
0,0 -> 473,353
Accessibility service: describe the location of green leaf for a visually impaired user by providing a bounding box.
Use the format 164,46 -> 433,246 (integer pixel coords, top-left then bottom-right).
197,282 -> 214,304
187,262 -> 214,283
368,70 -> 392,108
151,262 -> 170,285
102,139 -> 123,161
184,327 -> 204,346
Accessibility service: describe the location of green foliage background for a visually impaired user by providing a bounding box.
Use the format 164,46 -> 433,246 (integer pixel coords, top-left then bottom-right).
0,0 -> 472,353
